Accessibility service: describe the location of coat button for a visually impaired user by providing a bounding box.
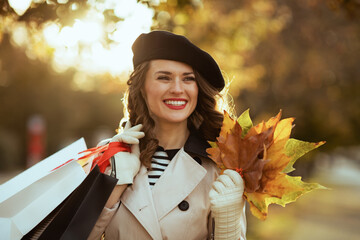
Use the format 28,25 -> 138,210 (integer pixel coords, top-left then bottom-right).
178,200 -> 189,211
193,156 -> 202,165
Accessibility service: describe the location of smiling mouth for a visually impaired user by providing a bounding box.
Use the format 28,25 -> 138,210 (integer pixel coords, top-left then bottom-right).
164,100 -> 187,106
163,99 -> 188,110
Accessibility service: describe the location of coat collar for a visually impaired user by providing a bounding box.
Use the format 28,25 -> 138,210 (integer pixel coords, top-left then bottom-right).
120,128 -> 213,239
151,148 -> 207,220
120,166 -> 163,240
120,142 -> 209,239
183,128 -> 212,160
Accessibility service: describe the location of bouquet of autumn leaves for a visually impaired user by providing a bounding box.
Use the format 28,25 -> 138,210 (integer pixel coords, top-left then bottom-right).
206,109 -> 326,220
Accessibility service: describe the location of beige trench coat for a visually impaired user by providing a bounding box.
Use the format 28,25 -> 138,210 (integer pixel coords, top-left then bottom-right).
88,131 -> 247,240
89,147 -> 218,240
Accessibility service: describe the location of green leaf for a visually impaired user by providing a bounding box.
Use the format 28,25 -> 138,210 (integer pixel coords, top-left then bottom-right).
283,139 -> 326,173
208,141 -> 217,148
265,175 -> 328,208
237,109 -> 253,138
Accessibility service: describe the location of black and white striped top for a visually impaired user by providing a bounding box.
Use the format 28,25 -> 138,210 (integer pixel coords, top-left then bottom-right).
148,147 -> 179,189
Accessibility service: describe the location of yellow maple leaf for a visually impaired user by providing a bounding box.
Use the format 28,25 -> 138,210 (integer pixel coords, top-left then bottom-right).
206,110 -> 326,220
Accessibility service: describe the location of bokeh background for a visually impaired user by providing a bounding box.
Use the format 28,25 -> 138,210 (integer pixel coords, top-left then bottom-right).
0,0 -> 359,239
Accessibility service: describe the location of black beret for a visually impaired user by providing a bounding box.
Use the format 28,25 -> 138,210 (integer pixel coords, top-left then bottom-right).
132,31 -> 225,91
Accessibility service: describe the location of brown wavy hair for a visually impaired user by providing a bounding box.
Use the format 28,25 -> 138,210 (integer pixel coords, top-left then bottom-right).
121,61 -> 232,167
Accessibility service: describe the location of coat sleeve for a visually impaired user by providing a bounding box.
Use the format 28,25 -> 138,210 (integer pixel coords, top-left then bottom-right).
207,205 -> 247,240
239,204 -> 247,240
87,201 -> 120,240
207,212 -> 215,240
207,161 -> 220,240
207,162 -> 247,240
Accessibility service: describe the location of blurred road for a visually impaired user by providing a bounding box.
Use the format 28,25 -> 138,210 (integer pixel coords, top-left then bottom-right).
247,179 -> 360,240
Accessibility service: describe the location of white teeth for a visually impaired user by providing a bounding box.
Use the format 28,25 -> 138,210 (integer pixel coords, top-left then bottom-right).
165,100 -> 186,106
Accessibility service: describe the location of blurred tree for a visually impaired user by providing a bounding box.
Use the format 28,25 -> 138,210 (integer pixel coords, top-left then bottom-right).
0,0 -> 359,172
0,0 -> 198,170
327,0 -> 360,19
150,0 -> 360,180
0,0 -> 88,24
1,2 -> 359,240
234,0 -> 360,151
153,0 -> 360,150
0,32 -> 125,170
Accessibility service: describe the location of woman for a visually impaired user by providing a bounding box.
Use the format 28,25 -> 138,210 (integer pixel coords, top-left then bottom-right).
88,31 -> 246,240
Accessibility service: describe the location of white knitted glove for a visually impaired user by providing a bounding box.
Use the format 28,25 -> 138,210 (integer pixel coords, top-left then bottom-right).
209,169 -> 246,240
98,122 -> 144,185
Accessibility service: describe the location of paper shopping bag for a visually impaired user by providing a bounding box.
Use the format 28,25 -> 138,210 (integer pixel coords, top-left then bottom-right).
0,138 -> 87,240
23,165 -> 117,240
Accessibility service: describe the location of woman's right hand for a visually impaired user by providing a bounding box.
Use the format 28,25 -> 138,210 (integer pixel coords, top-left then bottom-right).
109,122 -> 145,185
88,122 -> 144,239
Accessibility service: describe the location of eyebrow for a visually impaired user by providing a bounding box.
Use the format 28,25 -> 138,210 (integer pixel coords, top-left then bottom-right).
155,71 -> 195,75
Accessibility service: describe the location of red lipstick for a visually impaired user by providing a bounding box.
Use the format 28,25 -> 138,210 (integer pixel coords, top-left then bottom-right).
163,98 -> 187,110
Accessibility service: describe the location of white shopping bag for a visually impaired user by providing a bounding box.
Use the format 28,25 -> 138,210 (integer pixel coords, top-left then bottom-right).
0,138 -> 88,240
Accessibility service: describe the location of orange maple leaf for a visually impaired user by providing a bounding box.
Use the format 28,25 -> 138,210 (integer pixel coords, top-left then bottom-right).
207,110 -> 326,220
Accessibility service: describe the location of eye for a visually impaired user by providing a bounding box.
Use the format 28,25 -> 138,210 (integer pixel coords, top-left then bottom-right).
184,76 -> 195,81
157,75 -> 170,80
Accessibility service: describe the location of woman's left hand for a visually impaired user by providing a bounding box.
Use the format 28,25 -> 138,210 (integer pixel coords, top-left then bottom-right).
209,169 -> 246,240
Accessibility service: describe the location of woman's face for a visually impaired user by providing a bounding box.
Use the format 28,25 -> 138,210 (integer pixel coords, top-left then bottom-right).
143,59 -> 198,126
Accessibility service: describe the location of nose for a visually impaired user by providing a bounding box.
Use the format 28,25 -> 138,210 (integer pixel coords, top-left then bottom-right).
170,78 -> 184,94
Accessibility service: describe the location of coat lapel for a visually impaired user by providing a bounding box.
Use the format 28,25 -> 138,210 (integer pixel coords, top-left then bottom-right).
120,166 -> 163,240
151,148 -> 207,220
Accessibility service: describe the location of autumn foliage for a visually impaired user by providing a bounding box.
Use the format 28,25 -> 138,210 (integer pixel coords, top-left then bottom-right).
207,110 -> 326,220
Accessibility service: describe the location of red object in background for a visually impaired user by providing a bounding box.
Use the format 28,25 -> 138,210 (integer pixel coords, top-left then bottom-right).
27,115 -> 46,168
